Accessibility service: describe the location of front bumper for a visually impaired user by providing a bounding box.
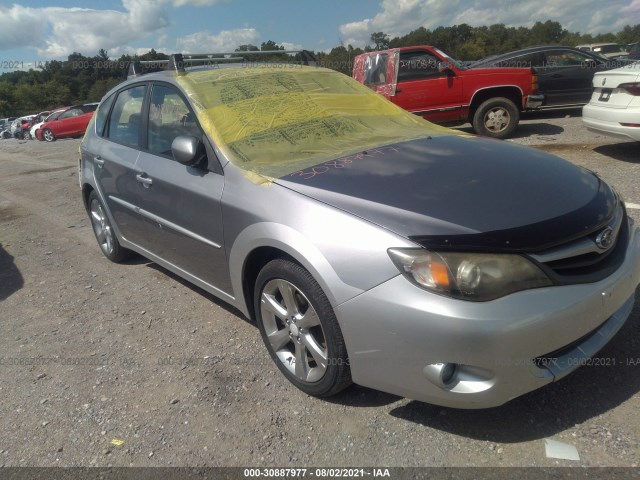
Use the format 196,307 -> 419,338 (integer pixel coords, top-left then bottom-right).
336,222 -> 640,409
525,94 -> 545,109
583,103 -> 640,141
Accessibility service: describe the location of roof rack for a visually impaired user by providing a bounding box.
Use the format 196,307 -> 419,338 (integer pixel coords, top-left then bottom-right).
127,49 -> 317,79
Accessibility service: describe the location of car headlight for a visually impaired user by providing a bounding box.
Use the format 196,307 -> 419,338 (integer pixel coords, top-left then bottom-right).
388,248 -> 552,301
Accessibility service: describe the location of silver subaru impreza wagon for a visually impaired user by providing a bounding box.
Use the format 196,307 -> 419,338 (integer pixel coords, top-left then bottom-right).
79,54 -> 640,408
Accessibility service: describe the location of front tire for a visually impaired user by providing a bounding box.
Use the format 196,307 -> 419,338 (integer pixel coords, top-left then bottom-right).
43,128 -> 56,142
254,259 -> 352,397
88,191 -> 132,263
472,97 -> 519,139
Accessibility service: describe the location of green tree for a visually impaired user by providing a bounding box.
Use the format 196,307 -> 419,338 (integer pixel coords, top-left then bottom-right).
0,82 -> 17,116
370,32 -> 390,50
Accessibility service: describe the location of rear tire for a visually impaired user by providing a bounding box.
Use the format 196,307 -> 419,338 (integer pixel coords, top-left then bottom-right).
472,97 -> 519,139
88,191 -> 132,263
43,128 -> 56,142
254,259 -> 352,397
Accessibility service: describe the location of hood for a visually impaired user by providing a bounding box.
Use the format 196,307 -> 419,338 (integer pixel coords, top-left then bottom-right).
275,136 -> 617,252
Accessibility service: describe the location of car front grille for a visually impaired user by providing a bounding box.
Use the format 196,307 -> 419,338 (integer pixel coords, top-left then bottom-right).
528,203 -> 629,285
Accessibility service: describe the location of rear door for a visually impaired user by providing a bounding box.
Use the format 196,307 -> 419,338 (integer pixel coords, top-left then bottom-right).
540,49 -> 603,105
391,50 -> 464,123
92,84 -> 150,248
134,83 -> 231,294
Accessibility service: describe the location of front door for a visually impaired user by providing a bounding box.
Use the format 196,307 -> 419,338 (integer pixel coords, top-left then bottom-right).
134,83 -> 231,295
93,84 -> 149,248
540,49 -> 603,105
391,50 -> 464,124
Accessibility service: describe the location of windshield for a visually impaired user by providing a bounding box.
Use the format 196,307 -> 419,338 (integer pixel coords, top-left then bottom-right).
177,66 -> 457,182
594,45 -> 625,54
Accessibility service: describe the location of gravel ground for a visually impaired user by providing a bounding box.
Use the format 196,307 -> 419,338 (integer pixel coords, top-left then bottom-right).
0,111 -> 639,470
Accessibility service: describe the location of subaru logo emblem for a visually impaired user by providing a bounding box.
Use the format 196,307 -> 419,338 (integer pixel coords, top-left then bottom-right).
602,78 -> 606,86
596,226 -> 615,250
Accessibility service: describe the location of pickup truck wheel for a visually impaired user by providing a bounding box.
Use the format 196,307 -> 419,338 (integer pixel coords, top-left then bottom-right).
472,97 -> 519,139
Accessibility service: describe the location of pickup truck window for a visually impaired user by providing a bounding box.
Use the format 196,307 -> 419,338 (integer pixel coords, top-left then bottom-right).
398,51 -> 442,81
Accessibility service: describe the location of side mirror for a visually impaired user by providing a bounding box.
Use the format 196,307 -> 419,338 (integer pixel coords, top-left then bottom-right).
171,135 -> 205,166
438,62 -> 453,74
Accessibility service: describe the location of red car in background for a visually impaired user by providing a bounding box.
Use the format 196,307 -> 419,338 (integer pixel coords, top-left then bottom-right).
37,103 -> 98,142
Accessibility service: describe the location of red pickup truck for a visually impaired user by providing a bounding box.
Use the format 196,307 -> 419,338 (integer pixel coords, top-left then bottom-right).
353,46 -> 544,138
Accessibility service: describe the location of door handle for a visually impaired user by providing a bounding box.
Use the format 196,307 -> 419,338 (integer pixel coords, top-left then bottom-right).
395,88 -> 403,94
551,73 -> 563,78
136,173 -> 153,188
94,156 -> 104,168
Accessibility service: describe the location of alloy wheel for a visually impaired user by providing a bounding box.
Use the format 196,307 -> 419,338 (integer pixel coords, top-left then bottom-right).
260,278 -> 328,383
90,198 -> 114,256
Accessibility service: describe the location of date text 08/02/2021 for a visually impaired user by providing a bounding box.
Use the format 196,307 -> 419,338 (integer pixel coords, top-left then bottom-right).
243,468 -> 391,477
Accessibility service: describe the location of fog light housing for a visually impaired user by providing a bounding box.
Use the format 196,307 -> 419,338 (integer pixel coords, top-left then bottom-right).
423,362 -> 458,388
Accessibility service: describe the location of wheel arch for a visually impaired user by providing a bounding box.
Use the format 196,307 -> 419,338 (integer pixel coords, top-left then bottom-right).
240,246 -> 297,322
81,183 -> 94,213
229,222 -> 363,321
468,86 -> 523,121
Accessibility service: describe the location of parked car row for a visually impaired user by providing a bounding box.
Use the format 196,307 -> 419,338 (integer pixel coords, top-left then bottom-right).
0,102 -> 98,141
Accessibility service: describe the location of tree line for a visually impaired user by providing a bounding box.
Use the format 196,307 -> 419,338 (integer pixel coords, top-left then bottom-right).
1,21 -> 638,117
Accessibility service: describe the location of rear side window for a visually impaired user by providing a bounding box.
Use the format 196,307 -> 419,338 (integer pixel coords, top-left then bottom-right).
107,85 -> 146,147
496,52 -> 541,68
82,103 -> 99,113
545,50 -> 593,67
95,94 -> 115,137
59,108 -> 83,120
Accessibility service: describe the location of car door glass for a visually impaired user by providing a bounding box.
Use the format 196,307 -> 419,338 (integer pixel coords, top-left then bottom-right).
95,93 -> 116,137
497,52 -> 540,68
107,85 -> 146,147
546,51 -> 591,67
148,84 -> 202,157
398,52 -> 441,81
59,108 -> 82,120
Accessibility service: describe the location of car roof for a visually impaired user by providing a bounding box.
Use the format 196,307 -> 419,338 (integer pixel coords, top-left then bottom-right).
576,43 -> 621,48
472,45 -> 601,64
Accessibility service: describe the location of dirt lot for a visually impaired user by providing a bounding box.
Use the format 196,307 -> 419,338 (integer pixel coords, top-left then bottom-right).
0,110 -> 639,470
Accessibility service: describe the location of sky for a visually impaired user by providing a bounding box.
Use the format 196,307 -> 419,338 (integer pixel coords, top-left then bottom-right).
0,0 -> 639,68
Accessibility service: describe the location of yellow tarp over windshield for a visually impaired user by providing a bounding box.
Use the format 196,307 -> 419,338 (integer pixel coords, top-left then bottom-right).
176,65 -> 458,183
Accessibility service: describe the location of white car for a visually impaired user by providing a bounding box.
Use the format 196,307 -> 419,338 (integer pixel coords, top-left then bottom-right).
577,43 -> 629,59
583,62 -> 640,141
